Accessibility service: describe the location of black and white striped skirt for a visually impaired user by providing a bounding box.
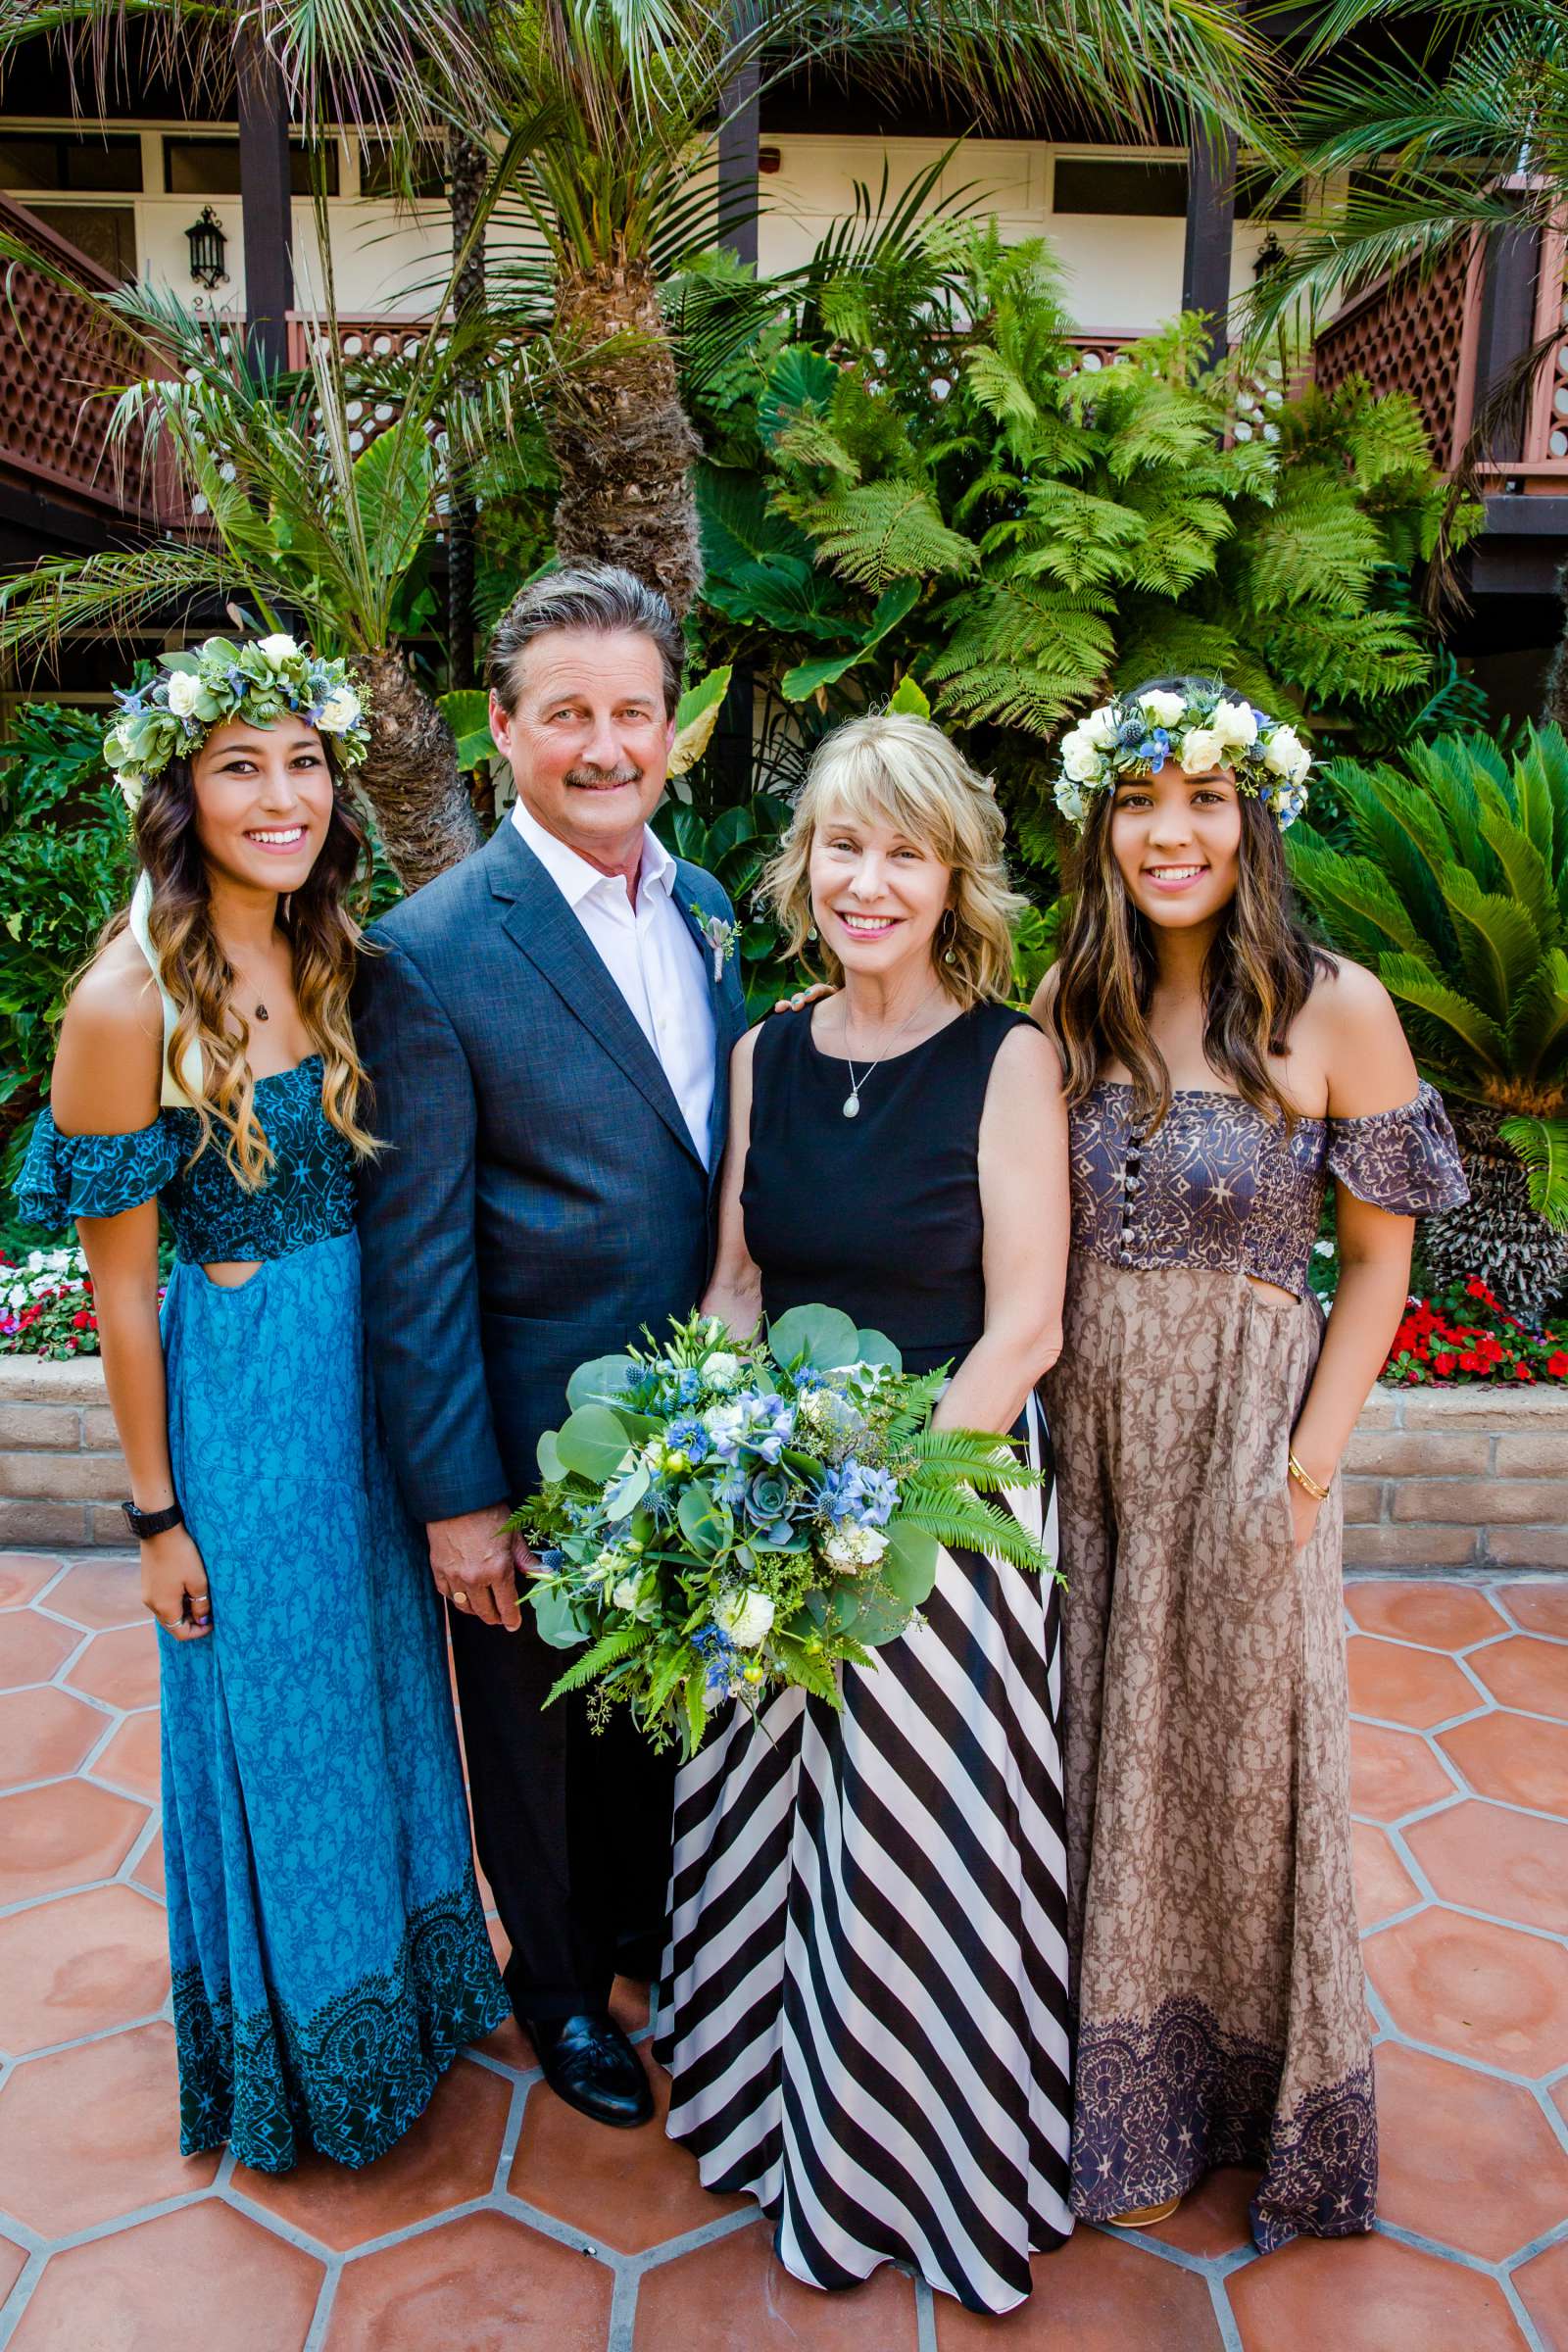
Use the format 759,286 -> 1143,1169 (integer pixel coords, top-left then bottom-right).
654,1421 -> 1073,2315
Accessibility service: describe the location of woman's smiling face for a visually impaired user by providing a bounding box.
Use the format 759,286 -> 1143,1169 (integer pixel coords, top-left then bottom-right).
190,717 -> 334,895
1108,760 -> 1243,932
808,802 -> 954,982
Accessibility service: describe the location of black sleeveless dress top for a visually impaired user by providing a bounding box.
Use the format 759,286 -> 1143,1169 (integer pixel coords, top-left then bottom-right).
742,1000 -> 1031,1377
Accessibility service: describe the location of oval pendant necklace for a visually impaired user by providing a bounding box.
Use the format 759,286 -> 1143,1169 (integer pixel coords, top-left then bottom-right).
254,1004 -> 270,1022
840,990 -> 940,1118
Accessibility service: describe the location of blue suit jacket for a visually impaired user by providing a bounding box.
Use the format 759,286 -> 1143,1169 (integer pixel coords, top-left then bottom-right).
355,818 -> 749,1523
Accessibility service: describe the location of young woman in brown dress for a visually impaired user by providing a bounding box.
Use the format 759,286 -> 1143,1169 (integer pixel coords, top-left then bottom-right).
1034,678 -> 1467,2251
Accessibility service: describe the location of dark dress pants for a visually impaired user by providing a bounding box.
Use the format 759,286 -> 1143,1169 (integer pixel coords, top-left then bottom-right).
448,1600 -> 676,2021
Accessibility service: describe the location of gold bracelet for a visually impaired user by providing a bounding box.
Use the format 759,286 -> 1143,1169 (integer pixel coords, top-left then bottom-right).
1288,1451 -> 1332,1503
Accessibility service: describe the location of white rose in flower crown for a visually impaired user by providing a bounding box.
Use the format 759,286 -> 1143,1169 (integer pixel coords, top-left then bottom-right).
1263,723 -> 1306,779
1060,730 -> 1102,785
1140,689 -> 1186,728
166,670 -> 204,719
1210,700 -> 1258,751
258,633 -> 300,664
713,1589 -> 775,1649
316,687 -> 362,735
1084,704 -> 1119,750
1178,726 -> 1225,776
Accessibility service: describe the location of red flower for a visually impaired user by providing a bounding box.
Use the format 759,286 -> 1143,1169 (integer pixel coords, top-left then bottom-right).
71,1310 -> 90,1331
1548,1353 -> 1568,1379
1514,1362 -> 1536,1382
1433,1352 -> 1458,1377
1459,1351 -> 1485,1373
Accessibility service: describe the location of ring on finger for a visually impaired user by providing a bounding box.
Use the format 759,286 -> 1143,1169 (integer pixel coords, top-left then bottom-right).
453,1592 -> 471,1608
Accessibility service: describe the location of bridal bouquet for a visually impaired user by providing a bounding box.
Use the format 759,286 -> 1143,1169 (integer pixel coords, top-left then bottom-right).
514,1306 -> 1053,1758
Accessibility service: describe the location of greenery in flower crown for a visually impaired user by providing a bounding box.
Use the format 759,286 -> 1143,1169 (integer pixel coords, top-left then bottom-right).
1053,680 -> 1313,832
514,1306 -> 1054,1759
103,635 -> 371,812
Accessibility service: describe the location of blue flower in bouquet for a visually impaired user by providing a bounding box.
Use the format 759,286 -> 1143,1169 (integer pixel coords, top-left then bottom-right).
816,1459 -> 899,1528
665,1413 -> 711,1466
741,1393 -> 797,1463
710,1462 -> 750,1508
701,1401 -> 749,1460
691,1621 -> 741,1694
673,1366 -> 704,1406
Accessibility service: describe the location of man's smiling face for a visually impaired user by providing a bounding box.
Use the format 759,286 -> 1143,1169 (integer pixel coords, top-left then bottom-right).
489,626 -> 676,874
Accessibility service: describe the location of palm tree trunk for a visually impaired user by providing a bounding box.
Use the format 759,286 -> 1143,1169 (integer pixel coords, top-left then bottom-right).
1420,1100 -> 1568,1324
352,650 -> 482,891
447,126 -> 488,693
549,254 -> 703,618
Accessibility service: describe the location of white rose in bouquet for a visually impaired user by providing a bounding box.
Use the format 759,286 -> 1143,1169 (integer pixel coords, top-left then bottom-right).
701,1350 -> 742,1393
713,1589 -> 775,1649
823,1525 -> 889,1573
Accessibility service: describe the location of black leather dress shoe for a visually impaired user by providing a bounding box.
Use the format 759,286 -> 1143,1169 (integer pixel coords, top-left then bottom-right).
525,2010 -> 654,2129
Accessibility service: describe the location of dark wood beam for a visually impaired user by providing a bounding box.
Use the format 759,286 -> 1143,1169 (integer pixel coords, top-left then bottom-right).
1472,213 -> 1544,465
717,3 -> 760,270
1181,124 -> 1238,369
236,24 -> 294,378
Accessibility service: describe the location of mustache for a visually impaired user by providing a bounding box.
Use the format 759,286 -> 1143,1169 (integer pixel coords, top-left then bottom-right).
564,762 -> 643,789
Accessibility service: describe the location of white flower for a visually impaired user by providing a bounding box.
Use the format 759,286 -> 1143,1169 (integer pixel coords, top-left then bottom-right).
257,633 -> 300,663
1060,731 -> 1102,785
1210,701 -> 1257,752
1263,723 -> 1306,779
1178,725 -> 1225,776
1054,779 -> 1086,824
1084,704 -> 1119,750
316,687 -> 362,735
713,1589 -> 775,1649
166,670 -> 203,718
701,1350 -> 742,1393
823,1525 -> 889,1573
1140,689 -> 1186,728
702,1402 -> 747,1451
611,1571 -> 659,1620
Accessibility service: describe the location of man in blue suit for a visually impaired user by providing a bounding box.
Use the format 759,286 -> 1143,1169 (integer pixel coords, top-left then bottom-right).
357,565 -> 748,2128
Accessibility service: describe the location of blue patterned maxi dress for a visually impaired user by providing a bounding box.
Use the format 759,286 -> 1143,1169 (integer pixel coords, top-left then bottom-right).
18,1058 -> 508,2172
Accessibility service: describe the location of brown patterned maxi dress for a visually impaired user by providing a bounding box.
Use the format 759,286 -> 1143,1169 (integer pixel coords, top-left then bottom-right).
1042,1080 -> 1466,2251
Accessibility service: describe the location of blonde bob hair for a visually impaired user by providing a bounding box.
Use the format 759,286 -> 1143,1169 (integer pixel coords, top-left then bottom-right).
763,711 -> 1026,1005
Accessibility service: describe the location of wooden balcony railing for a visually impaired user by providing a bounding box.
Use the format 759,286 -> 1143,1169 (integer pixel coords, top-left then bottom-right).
1310,233 -> 1486,474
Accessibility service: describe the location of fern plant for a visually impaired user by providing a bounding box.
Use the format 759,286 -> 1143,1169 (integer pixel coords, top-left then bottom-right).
1288,726 -> 1568,1320
695,224 -> 1478,874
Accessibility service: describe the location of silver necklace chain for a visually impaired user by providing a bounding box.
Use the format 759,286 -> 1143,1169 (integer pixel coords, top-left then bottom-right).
840,990 -> 941,1119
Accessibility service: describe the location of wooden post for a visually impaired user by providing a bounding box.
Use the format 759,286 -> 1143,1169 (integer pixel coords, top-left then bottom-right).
1473,209 -> 1543,464
236,24 -> 294,377
717,9 -> 760,270
1182,123 -> 1238,369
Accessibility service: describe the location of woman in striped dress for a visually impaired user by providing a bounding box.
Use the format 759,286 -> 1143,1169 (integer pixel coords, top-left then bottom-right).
656,713 -> 1075,2316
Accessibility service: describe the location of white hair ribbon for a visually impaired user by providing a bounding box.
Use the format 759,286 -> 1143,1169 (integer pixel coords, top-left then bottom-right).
127,871 -> 204,1109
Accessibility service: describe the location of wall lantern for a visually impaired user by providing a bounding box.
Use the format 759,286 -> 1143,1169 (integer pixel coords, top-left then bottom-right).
1252,228 -> 1286,279
185,206 -> 228,290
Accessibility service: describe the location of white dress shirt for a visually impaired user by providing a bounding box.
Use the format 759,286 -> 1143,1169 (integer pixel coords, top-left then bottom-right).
512,799 -> 715,1165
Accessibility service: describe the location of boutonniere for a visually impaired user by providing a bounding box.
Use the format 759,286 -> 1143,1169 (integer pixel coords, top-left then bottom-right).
693,905 -> 738,982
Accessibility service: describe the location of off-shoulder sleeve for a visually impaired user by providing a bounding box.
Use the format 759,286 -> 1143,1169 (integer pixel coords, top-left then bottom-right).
1325,1080 -> 1469,1215
14,1108 -> 179,1229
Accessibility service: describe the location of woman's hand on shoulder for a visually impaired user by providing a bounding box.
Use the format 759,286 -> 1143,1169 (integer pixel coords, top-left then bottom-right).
52,936 -> 163,1137
770,981 -> 834,1015
1304,955 -> 1421,1119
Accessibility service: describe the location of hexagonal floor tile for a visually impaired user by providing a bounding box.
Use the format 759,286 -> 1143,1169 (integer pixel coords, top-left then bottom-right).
233,2055 -> 510,2251
935,2223 -> 1223,2348
43,1557 -> 143,1631
0,1884 -> 168,2054
322,2210 -> 613,2352
1499,1584 -> 1568,1640
509,2041 -> 741,2254
1352,1823 -> 1421,1930
1471,1639 -> 1568,1723
1346,1636 -> 1479,1730
0,2230 -> 25,2304
0,1612 -> 78,1692
0,1554 -> 63,1611
0,1781 -> 149,1905
1227,2232 -> 1526,2350
0,1687 -> 105,1789
1141,2166 -> 1260,2259
92,1709 -> 162,1801
1363,1906 -> 1568,2074
1440,1712 -> 1568,1816
130,1825 -> 165,1899
642,2220 -> 922,2350
64,1625 -> 159,1711
0,2021 -> 217,2233
1514,2236 -> 1568,2350
1348,1724 -> 1455,1822
1346,1582 -> 1505,1650
6,2198 -> 323,2352
1373,2041 -> 1568,2260
1406,1800 -> 1568,1935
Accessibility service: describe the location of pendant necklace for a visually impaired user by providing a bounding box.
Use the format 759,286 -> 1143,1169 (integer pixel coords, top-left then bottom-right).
840,990 -> 939,1119
254,1004 -> 270,1022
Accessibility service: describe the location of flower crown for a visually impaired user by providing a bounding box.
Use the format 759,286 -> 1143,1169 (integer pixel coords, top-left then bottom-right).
104,634 -> 371,813
1053,682 -> 1312,832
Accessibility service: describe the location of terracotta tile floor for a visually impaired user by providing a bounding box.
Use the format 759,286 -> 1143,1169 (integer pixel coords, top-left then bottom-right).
0,1555 -> 1565,2352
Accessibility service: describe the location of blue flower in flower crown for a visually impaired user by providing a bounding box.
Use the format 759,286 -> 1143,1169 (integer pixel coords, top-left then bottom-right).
1053,679 -> 1312,834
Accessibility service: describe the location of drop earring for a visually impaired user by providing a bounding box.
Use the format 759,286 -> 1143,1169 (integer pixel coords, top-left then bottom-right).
941,911 -> 956,964
807,922 -> 817,942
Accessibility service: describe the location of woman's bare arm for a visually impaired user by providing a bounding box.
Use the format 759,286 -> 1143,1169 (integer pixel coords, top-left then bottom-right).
700,1025 -> 764,1340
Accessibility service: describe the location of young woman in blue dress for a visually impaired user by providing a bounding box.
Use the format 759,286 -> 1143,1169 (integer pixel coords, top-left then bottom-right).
17,636 -> 506,2172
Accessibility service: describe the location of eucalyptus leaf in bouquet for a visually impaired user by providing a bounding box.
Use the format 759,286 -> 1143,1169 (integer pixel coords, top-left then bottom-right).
513,1308 -> 1056,1760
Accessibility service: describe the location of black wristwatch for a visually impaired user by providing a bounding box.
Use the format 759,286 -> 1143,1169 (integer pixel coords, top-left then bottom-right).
122,1498 -> 184,1541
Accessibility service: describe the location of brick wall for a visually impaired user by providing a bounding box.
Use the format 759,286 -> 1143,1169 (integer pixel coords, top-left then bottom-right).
1343,1388 -> 1567,1570
1,1356 -> 1564,1566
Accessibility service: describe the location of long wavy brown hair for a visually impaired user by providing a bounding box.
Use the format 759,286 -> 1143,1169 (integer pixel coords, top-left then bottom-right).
109,743 -> 377,1184
1049,680 -> 1333,1131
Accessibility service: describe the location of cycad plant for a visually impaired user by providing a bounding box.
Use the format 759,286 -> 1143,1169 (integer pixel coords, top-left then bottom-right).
1288,726 -> 1568,1320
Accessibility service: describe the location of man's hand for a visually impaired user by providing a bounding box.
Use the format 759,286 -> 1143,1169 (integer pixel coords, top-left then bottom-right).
426,1505 -> 534,1632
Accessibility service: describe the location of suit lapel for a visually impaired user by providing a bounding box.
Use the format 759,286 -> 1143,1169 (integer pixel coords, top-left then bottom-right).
488,825 -> 704,1168
673,860 -> 745,1181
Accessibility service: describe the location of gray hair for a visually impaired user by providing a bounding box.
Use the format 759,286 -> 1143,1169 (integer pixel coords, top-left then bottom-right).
485,563 -> 685,717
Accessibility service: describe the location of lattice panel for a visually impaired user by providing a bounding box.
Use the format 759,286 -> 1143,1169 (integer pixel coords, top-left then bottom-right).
1313,237 -> 1475,466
